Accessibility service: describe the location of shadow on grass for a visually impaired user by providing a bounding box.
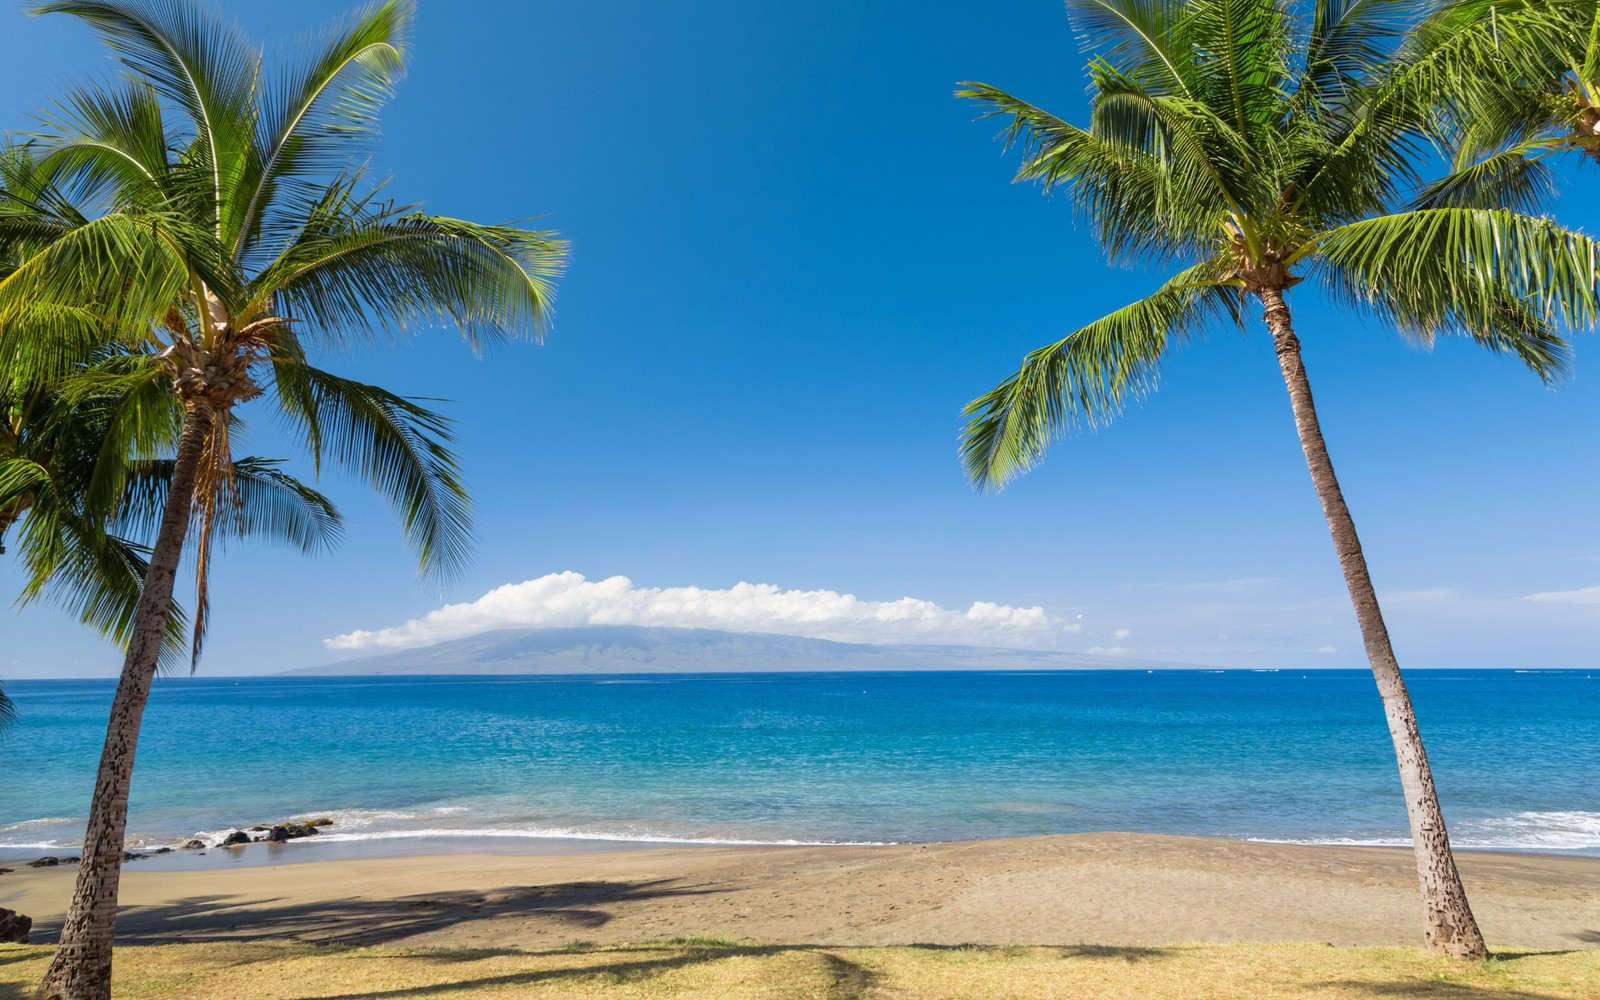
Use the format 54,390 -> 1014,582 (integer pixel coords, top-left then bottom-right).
1057,944 -> 1175,963
900,942 -> 1175,962
28,878 -> 728,950
295,942 -> 881,1000
1323,983 -> 1569,999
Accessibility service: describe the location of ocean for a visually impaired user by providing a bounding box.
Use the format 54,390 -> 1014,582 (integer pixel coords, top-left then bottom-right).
2,670 -> 1596,861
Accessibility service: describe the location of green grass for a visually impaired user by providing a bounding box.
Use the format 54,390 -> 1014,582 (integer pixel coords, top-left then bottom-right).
1,940 -> 1596,999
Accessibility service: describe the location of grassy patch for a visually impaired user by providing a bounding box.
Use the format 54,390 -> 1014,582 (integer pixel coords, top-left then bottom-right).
0,940 -> 1596,999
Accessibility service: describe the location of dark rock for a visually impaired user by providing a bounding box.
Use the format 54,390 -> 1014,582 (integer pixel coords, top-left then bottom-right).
220,831 -> 251,847
182,839 -> 207,850
308,817 -> 334,827
250,825 -> 270,832
266,825 -> 290,843
61,857 -> 79,865
25,857 -> 58,868
0,908 -> 30,944
0,868 -> 13,875
152,847 -> 172,855
122,851 -> 147,862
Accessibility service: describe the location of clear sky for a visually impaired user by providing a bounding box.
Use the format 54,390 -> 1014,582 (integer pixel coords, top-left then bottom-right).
2,0 -> 1596,677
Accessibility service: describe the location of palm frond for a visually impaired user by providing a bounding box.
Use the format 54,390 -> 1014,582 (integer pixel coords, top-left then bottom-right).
29,78 -> 173,206
251,185 -> 565,348
1182,0 -> 1294,140
1410,145 -> 1558,212
1314,207 -> 1600,381
1065,0 -> 1195,96
271,360 -> 470,579
31,0 -> 263,238
957,81 -> 1220,261
961,264 -> 1240,490
232,0 -> 411,264
1302,0 -> 1417,102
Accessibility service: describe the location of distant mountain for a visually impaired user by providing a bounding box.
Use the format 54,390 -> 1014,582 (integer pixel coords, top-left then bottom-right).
290,625 -> 1191,675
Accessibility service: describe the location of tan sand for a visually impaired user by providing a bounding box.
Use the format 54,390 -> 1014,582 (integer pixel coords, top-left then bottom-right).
3,834 -> 1597,951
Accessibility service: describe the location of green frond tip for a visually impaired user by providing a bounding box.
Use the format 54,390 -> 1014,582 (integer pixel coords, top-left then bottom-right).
0,685 -> 14,732
960,265 -> 1239,492
1314,207 -> 1600,384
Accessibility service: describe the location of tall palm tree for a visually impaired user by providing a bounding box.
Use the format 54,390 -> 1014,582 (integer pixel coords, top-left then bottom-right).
0,3 -> 566,997
958,0 -> 1600,961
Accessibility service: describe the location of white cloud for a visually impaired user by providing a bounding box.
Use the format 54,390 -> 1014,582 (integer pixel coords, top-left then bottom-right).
327,572 -> 1076,653
1523,585 -> 1600,606
1316,645 -> 1339,654
1112,628 -> 1131,640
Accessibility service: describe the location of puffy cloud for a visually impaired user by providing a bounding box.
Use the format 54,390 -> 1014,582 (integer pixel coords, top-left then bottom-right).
1112,628 -> 1131,640
1316,645 -> 1339,654
1523,585 -> 1600,606
326,572 -> 1075,652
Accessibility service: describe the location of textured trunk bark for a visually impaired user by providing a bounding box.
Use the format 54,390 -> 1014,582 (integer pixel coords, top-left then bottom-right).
35,405 -> 213,1000
1257,287 -> 1487,960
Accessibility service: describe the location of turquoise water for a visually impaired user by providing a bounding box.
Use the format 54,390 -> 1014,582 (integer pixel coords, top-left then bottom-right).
2,670 -> 1597,858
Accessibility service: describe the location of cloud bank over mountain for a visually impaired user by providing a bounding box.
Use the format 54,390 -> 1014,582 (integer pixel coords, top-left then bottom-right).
325,571 -> 1074,653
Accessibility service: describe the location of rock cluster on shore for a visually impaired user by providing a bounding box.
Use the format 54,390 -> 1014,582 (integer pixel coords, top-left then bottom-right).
0,818 -> 338,871
197,817 -> 335,849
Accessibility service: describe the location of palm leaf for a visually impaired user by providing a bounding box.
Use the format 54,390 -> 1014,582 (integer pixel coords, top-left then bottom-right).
271,360 -> 470,579
1314,207 -> 1600,380
961,264 -> 1240,490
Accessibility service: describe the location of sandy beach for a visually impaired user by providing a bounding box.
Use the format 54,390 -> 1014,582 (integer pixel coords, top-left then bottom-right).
4,834 -> 1597,951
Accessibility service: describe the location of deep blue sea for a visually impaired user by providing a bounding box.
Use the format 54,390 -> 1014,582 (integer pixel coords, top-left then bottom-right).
2,670 -> 1597,860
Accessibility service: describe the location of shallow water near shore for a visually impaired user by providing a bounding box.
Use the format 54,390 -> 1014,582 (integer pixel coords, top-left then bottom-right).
2,669 -> 1596,861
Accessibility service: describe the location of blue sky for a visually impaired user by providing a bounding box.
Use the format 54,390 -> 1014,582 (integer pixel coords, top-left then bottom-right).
2,0 -> 1596,676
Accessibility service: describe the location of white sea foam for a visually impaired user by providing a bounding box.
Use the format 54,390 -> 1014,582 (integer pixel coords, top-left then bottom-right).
1249,811 -> 1600,853
9,811 -> 1595,857
168,806 -> 895,851
0,817 -> 81,829
305,826 -> 894,847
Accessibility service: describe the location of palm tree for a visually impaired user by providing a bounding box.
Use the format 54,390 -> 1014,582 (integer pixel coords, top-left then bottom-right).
0,2 -> 566,997
957,0 -> 1600,961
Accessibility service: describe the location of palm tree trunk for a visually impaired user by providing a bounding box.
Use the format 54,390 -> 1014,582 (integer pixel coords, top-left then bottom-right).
35,404 -> 213,1000
1257,287 -> 1487,961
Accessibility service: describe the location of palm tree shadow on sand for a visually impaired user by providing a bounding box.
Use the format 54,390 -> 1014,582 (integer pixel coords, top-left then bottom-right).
30,878 -> 727,948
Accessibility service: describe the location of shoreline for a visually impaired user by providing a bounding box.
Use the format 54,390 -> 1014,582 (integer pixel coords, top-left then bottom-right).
6,827 -> 1600,872
4,832 -> 1598,951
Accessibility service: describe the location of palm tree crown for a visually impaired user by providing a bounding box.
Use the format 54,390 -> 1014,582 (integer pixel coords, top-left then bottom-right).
959,0 -> 1597,486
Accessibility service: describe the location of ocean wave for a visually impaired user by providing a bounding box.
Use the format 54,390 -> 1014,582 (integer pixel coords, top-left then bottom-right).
0,817 -> 81,831
1249,811 -> 1600,853
306,826 -> 894,847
